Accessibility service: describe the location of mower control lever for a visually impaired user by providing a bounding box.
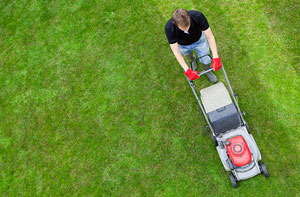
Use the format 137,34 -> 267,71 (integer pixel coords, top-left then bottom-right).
197,68 -> 214,77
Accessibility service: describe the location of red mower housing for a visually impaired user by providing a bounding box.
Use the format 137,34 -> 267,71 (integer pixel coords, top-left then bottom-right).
225,136 -> 251,167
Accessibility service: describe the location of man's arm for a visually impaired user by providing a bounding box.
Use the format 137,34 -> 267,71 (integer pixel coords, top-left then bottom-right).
169,43 -> 200,80
203,27 -> 223,71
203,27 -> 219,58
169,43 -> 189,71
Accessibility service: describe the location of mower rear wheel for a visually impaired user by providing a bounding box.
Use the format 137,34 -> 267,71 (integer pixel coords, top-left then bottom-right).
229,172 -> 238,188
259,162 -> 270,178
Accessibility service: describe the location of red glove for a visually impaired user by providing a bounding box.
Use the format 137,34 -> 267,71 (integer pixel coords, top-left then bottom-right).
211,57 -> 223,71
184,68 -> 199,80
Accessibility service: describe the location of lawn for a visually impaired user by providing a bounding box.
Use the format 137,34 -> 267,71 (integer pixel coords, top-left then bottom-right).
0,0 -> 299,196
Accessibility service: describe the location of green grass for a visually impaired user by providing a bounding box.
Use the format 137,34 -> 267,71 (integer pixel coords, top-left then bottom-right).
0,0 -> 299,196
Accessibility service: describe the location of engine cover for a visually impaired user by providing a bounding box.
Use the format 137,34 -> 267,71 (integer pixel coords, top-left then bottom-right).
225,136 -> 252,167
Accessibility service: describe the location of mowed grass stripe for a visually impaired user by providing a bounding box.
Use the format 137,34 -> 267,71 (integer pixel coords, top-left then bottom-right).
158,0 -> 299,195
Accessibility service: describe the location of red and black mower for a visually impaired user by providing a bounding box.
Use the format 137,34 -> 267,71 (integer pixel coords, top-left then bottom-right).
185,55 -> 269,188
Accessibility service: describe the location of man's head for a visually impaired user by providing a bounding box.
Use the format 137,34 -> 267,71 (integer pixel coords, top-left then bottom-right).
172,8 -> 190,32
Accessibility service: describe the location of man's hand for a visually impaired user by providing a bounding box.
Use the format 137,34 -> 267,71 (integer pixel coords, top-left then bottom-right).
184,68 -> 200,80
211,57 -> 223,71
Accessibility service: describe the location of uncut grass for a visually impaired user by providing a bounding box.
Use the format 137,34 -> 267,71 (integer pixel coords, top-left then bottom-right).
0,0 -> 299,196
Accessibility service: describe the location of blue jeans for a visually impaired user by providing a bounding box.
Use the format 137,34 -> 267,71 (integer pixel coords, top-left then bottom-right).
178,33 -> 211,65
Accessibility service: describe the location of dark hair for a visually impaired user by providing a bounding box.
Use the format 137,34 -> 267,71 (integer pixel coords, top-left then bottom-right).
172,8 -> 190,27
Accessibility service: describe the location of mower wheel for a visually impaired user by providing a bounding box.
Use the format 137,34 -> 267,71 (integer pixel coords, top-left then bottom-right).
259,162 -> 270,178
211,134 -> 218,146
229,172 -> 238,188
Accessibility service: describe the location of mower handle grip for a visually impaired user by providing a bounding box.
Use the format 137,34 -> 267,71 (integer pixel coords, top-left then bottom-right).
197,68 -> 214,76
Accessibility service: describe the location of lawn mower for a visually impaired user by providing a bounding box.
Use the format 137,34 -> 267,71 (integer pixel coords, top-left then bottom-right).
184,54 -> 269,188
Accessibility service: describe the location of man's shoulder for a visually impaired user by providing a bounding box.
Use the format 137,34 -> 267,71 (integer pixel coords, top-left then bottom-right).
189,10 -> 204,18
165,18 -> 174,31
164,18 -> 177,44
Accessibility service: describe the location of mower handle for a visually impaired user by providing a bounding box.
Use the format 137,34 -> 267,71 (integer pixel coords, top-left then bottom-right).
190,54 -> 212,65
197,68 -> 214,76
190,54 -> 214,76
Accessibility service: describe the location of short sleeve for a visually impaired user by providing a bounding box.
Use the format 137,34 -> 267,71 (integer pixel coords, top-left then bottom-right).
165,21 -> 177,44
199,13 -> 210,31
191,11 -> 210,31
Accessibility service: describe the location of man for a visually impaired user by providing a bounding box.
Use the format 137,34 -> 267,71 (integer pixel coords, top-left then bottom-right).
165,8 -> 223,82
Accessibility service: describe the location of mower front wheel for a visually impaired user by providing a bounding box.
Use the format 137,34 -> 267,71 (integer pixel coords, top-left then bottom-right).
259,162 -> 270,178
229,172 -> 238,188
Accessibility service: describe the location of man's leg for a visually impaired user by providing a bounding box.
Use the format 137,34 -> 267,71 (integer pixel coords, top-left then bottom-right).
192,33 -> 218,83
178,45 -> 197,71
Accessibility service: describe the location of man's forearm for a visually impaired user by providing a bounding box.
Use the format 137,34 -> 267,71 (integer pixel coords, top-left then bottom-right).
170,43 -> 189,71
207,36 -> 219,58
174,51 -> 189,71
203,28 -> 219,59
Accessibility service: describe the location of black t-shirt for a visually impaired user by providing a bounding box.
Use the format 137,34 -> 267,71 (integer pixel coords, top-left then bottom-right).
164,10 -> 210,45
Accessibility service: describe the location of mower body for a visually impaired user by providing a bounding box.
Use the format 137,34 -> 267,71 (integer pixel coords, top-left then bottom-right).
185,57 -> 269,187
200,82 -> 263,182
216,126 -> 262,181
